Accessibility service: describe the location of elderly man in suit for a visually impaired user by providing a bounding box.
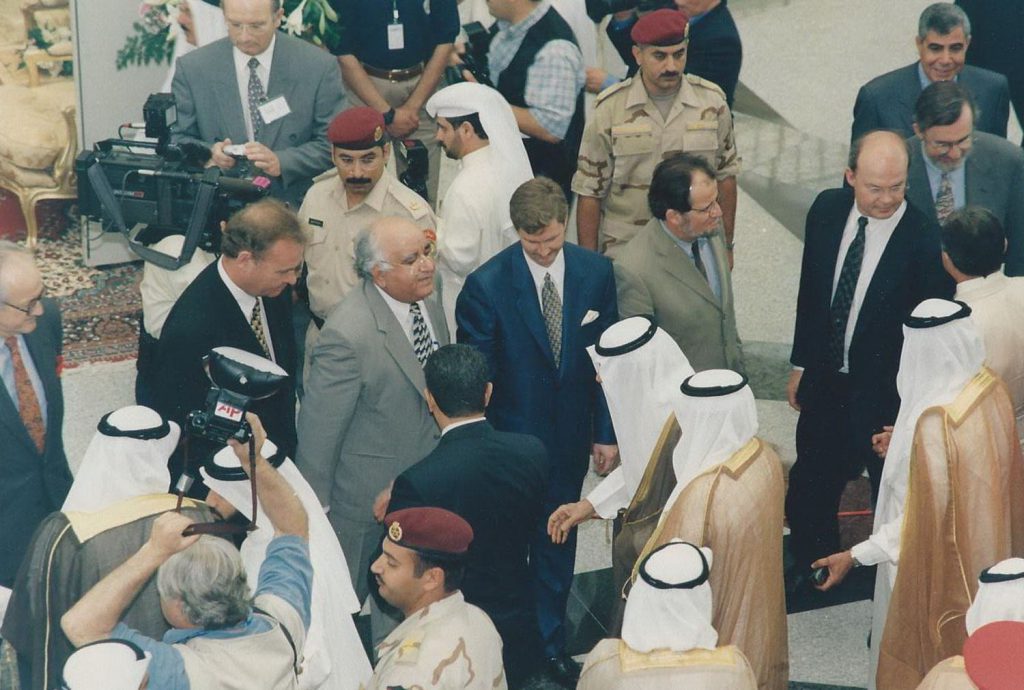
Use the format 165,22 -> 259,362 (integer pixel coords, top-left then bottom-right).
171,0 -> 344,208
851,3 -> 1009,142
154,199 -> 304,483
0,242 -> 72,591
388,344 -> 549,687
614,152 -> 743,373
906,81 -> 1024,275
456,177 -> 617,685
785,131 -> 952,591
297,216 -> 449,638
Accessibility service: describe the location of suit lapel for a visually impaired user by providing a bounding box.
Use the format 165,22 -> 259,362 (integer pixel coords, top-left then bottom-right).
708,232 -> 732,311
425,287 -> 450,347
651,224 -> 722,311
511,250 -> 557,369
856,209 -> 914,335
365,282 -> 428,397
212,40 -> 248,143
907,147 -> 938,220
966,155 -> 992,205
260,37 -> 297,149
0,374 -> 34,455
207,264 -> 266,355
560,249 -> 585,378
896,64 -> 922,129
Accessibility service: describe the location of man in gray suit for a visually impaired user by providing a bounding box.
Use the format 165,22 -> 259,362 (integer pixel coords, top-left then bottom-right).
171,0 -> 345,208
0,242 -> 72,588
907,80 -> 1024,276
296,216 -> 448,627
615,153 -> 744,373
851,2 -> 1009,142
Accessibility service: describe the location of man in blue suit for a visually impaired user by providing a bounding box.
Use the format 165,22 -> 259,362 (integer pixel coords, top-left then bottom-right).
456,177 -> 618,686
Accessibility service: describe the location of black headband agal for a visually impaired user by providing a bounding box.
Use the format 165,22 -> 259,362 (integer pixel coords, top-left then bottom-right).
594,316 -> 658,357
97,411 -> 172,441
680,372 -> 749,397
904,300 -> 972,329
203,446 -> 286,482
979,565 -> 1024,584
638,541 -> 710,590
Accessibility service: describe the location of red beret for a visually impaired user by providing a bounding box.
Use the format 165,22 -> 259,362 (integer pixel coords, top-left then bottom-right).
384,507 -> 473,557
965,621 -> 1024,689
631,9 -> 689,46
328,106 -> 386,149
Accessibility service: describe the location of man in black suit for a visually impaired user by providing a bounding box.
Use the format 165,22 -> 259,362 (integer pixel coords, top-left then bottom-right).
388,344 -> 548,687
0,242 -> 72,587
851,2 -> 1010,141
154,199 -> 304,487
956,0 -> 1024,140
785,130 -> 952,587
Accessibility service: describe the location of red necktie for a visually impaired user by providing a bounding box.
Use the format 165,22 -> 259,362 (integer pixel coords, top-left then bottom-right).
6,336 -> 45,453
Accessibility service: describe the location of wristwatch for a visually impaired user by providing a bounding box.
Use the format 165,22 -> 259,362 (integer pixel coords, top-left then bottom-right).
382,108 -> 396,126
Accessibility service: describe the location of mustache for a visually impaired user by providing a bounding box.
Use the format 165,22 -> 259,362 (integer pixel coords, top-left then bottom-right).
345,177 -> 372,185
659,72 -> 680,79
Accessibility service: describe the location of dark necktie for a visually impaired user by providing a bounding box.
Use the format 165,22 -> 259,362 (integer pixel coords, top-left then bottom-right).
690,240 -> 709,284
827,216 -> 868,370
247,57 -> 266,139
5,336 -> 45,453
410,303 -> 435,366
935,172 -> 955,223
542,273 -> 562,367
250,300 -> 270,358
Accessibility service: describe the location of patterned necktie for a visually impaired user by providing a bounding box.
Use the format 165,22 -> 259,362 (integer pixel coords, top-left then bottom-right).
410,302 -> 435,366
542,273 -> 563,367
247,57 -> 266,139
827,216 -> 868,370
935,172 -> 955,223
250,300 -> 270,358
5,336 -> 45,453
690,240 -> 709,284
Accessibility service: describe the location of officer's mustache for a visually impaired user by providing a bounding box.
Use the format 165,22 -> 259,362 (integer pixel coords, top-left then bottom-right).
659,71 -> 680,79
346,177 -> 372,185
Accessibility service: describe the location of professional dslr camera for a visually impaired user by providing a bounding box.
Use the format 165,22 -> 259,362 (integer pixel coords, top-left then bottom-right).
445,21 -> 494,87
397,139 -> 430,200
76,93 -> 270,270
186,347 -> 289,446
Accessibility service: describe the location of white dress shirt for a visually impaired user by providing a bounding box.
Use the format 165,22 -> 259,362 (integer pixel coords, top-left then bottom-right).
830,202 -> 907,372
217,258 -> 275,361
523,247 -> 566,309
375,285 -> 439,351
233,35 -> 276,141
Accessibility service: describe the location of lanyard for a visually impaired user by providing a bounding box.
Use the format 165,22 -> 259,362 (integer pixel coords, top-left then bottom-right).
392,0 -> 399,24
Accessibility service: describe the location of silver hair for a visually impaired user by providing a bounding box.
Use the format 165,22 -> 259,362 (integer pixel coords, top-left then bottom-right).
353,222 -> 391,280
0,241 -> 33,304
156,535 -> 252,629
918,3 -> 970,40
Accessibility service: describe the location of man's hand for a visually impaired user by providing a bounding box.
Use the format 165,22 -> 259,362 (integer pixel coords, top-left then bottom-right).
387,106 -> 420,139
871,425 -> 894,459
786,369 -> 803,412
373,482 -> 394,523
547,500 -> 597,544
244,142 -> 281,177
228,412 -> 268,473
148,512 -> 201,559
585,67 -> 610,94
209,139 -> 238,169
592,444 -> 619,475
810,550 -> 855,591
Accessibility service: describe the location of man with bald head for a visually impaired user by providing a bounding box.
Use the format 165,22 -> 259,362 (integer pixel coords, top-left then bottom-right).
297,216 -> 449,638
784,130 -> 952,590
0,242 -> 72,590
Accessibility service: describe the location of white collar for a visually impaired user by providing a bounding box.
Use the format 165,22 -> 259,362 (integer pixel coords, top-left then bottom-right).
440,417 -> 486,437
522,246 -> 565,290
218,257 -> 257,316
233,34 -> 276,76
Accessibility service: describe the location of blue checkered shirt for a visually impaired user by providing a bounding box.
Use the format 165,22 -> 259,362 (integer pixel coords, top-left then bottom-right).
488,0 -> 584,140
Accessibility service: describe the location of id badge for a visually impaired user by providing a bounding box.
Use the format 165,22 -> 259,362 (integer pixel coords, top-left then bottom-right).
258,96 -> 291,124
388,22 -> 405,51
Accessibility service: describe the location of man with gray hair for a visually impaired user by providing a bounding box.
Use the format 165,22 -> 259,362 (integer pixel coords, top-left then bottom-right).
851,2 -> 1009,141
297,215 -> 448,640
61,414 -> 312,689
0,241 -> 72,590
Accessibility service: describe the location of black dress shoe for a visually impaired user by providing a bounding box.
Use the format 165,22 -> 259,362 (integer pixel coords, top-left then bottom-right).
544,654 -> 581,686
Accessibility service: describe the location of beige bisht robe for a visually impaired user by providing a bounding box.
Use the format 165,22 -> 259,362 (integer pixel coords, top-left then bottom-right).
609,414 -> 681,632
878,369 -> 1024,689
916,657 -> 976,690
635,438 -> 788,690
578,639 -> 757,689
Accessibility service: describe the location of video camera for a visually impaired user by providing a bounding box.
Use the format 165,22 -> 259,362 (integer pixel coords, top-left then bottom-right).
76,93 -> 271,270
584,0 -> 674,22
445,21 -> 494,87
186,347 -> 289,446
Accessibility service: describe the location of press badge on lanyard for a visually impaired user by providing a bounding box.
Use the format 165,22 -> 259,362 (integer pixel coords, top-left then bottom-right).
388,0 -> 404,50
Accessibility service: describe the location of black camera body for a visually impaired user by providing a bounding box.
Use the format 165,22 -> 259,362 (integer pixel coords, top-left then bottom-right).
397,139 -> 430,200
188,388 -> 254,445
445,21 -> 494,87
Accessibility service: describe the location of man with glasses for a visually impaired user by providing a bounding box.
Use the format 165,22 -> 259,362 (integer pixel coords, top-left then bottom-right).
907,80 -> 1024,275
614,152 -> 744,373
297,215 -> 448,644
0,241 -> 72,591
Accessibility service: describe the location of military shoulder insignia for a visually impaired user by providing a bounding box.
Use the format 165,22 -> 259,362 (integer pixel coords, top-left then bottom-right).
686,73 -> 726,99
308,218 -> 324,227
595,78 -> 630,106
389,521 -> 403,542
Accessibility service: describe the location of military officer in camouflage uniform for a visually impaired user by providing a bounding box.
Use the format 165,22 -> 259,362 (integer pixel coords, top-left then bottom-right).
299,106 -> 436,374
367,507 -> 507,690
572,9 -> 740,261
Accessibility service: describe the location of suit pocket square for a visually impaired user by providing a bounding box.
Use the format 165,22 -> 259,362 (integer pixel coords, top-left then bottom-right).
581,310 -> 600,326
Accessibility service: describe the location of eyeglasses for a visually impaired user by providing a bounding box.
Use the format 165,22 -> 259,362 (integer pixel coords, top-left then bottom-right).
926,132 -> 972,154
4,287 -> 45,315
384,243 -> 437,273
690,198 -> 721,218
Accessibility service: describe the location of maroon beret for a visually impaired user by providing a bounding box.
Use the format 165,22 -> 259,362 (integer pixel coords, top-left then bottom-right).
328,106 -> 386,149
384,507 -> 474,557
631,9 -> 690,46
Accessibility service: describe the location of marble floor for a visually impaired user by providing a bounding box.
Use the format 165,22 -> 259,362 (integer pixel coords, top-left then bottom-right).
55,0 -> 1021,687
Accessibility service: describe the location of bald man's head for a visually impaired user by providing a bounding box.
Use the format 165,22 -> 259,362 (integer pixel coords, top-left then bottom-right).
845,131 -> 910,220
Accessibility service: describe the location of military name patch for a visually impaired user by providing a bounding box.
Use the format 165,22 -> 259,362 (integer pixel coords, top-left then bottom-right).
308,218 -> 324,227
